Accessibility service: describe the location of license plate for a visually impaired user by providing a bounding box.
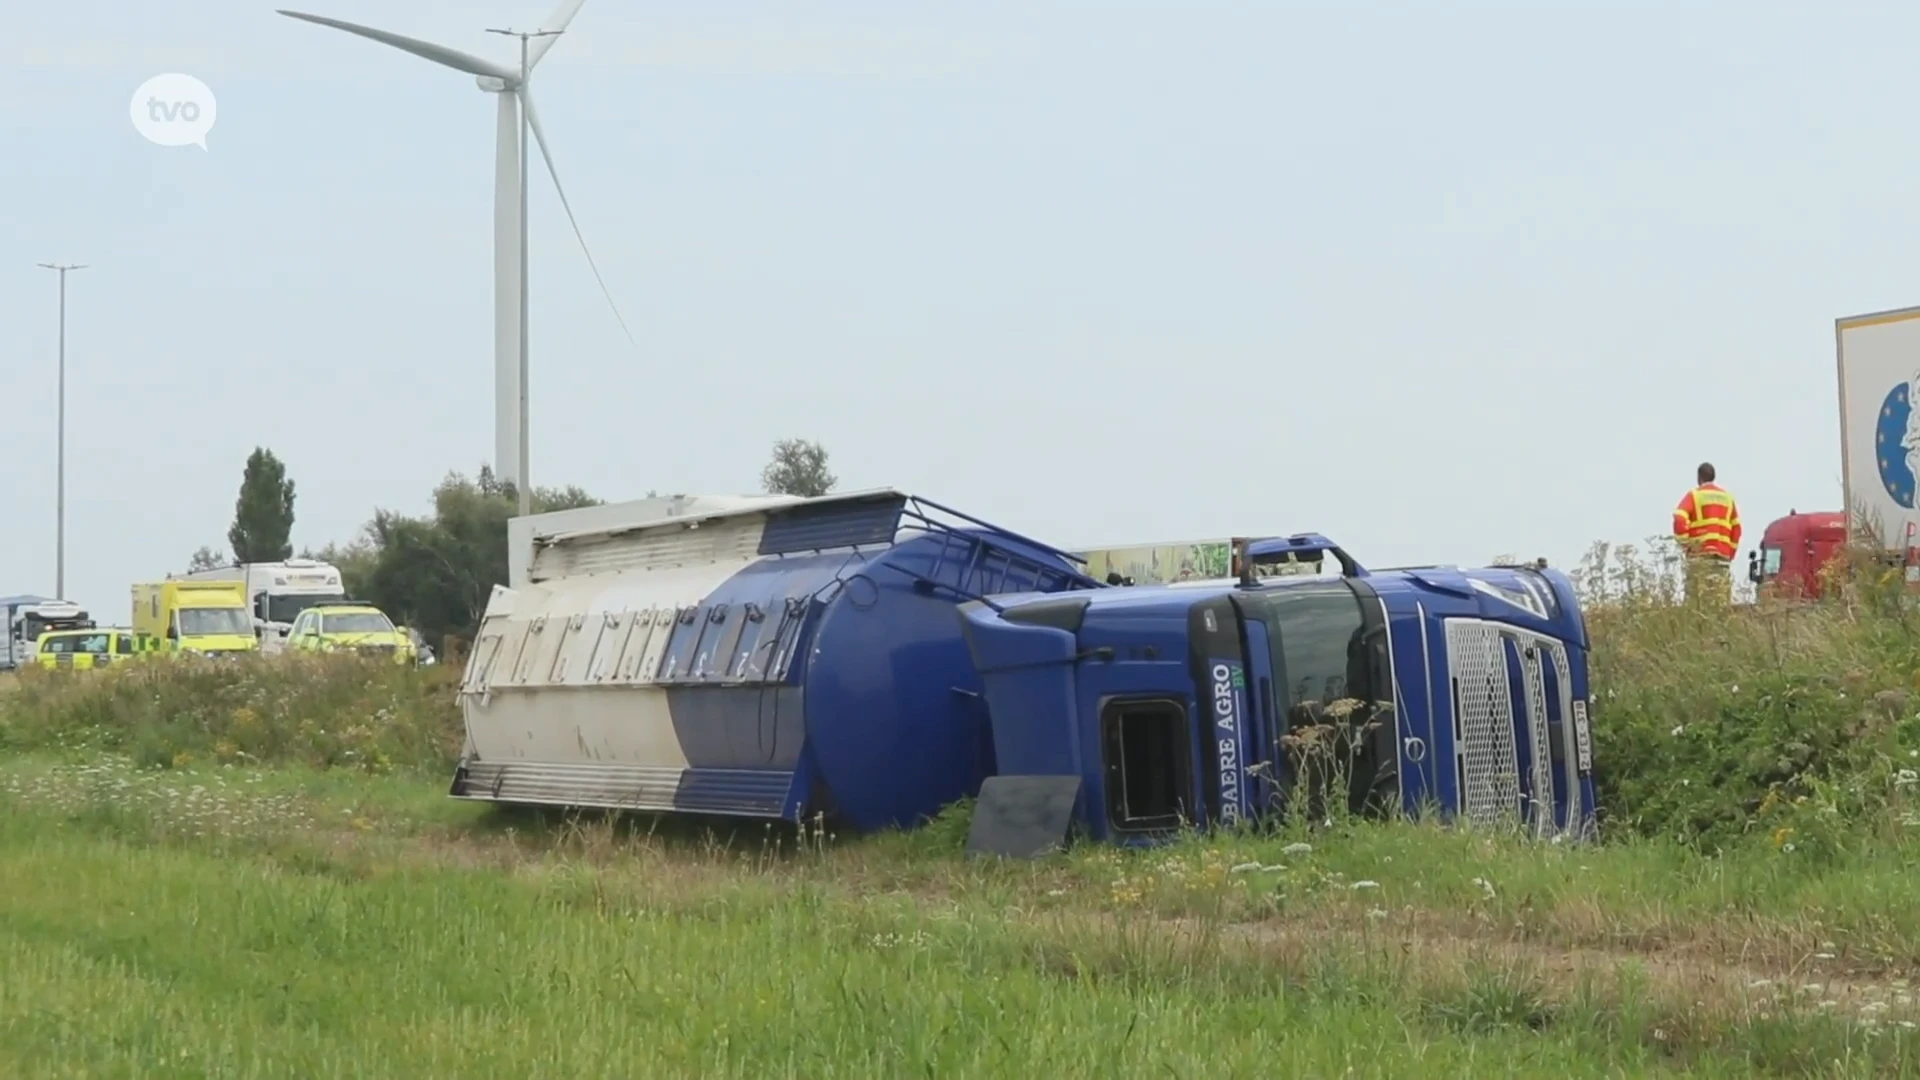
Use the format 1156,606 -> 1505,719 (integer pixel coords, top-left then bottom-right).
1571,699 -> 1593,773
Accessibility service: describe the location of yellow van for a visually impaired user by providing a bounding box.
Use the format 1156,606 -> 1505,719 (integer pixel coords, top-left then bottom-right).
132,580 -> 258,658
33,627 -> 142,670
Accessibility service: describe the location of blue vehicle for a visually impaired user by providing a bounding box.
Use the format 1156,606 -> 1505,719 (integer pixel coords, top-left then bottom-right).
451,492 -> 1597,849
449,489 -> 1104,832
958,535 -> 1598,845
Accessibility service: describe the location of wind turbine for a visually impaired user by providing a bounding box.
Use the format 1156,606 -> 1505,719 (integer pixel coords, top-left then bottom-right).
278,1 -> 634,514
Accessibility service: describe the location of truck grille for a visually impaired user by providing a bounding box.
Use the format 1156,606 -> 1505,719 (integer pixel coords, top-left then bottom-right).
1445,621 -> 1523,829
1442,618 -> 1582,838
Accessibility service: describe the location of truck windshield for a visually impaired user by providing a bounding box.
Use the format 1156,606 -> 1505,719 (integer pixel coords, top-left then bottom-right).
179,608 -> 252,637
1760,546 -> 1783,579
20,614 -> 89,641
1240,580 -> 1385,714
265,592 -> 346,625
322,612 -> 392,634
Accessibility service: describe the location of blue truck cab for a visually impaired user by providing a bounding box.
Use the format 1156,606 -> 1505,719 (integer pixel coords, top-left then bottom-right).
959,535 -> 1598,845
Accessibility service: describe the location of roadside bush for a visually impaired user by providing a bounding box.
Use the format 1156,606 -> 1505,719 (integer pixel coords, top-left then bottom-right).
0,653 -> 462,774
1577,537 -> 1920,856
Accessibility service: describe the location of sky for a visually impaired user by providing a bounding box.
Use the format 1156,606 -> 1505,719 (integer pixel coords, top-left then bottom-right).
4,0 -> 1918,619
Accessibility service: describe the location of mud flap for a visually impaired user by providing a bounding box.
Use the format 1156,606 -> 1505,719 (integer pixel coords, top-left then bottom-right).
965,775 -> 1082,859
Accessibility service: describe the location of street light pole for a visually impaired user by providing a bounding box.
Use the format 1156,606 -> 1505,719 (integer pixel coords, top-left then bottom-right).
35,262 -> 86,599
485,25 -> 562,519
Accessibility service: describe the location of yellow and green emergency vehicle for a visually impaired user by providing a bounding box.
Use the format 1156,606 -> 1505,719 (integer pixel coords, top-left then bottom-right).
284,601 -> 419,664
32,627 -> 142,670
132,580 -> 260,657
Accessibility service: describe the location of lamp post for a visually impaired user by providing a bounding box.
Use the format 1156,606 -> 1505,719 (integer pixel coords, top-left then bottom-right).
484,25 -> 562,518
35,262 -> 86,599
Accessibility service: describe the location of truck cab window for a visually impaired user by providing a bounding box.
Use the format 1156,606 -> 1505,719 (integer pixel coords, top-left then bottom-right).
1240,580 -> 1397,819
268,593 -> 346,626
1247,582 -> 1380,712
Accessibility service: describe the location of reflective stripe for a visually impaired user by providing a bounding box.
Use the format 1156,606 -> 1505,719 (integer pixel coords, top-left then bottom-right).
1676,484 -> 1741,559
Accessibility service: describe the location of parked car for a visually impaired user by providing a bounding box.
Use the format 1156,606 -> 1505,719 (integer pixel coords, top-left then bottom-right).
283,602 -> 420,664
33,627 -> 142,670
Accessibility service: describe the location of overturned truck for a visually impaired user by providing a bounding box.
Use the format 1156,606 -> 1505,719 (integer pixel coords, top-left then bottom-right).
451,496 -> 1598,845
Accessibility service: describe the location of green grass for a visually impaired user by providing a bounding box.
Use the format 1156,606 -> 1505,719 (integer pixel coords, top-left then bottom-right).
1,755 -> 1918,1078
0,810 -> 1630,1078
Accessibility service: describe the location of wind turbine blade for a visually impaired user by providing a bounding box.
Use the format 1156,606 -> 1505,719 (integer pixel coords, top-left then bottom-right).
278,10 -> 518,81
528,0 -> 589,69
519,88 -> 639,350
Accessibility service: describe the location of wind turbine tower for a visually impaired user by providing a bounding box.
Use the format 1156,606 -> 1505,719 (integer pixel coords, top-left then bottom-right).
279,1 -> 634,511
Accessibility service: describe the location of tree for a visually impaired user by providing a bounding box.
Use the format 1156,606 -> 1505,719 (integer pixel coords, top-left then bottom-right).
335,465 -> 601,650
186,545 -> 227,572
229,448 -> 296,563
761,438 -> 837,498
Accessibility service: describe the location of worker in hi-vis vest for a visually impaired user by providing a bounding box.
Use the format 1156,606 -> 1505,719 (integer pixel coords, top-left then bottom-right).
1673,461 -> 1741,604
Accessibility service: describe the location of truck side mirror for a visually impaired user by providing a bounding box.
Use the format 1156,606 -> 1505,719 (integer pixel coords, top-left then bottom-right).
1746,550 -> 1760,584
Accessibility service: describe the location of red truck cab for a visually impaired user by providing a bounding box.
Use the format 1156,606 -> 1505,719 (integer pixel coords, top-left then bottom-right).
1747,510 -> 1848,600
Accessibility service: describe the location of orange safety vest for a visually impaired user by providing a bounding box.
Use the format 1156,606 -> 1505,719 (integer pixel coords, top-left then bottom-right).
1673,483 -> 1741,560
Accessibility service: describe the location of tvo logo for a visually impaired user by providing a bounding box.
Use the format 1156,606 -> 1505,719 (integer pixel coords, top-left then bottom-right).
130,73 -> 217,149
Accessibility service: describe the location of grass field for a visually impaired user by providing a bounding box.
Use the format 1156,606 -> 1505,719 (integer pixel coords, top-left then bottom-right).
1,541 -> 1917,1077
0,754 -> 1917,1077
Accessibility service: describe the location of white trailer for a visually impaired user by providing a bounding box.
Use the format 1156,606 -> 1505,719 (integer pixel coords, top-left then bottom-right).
173,559 -> 347,653
1836,305 -> 1920,575
507,493 -> 802,590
